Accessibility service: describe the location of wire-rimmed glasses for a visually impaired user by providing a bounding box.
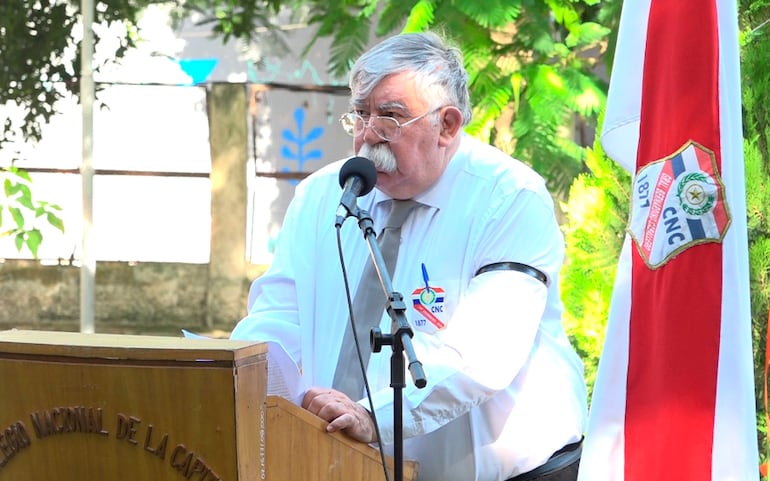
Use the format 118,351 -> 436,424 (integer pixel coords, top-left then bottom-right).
339,107 -> 442,142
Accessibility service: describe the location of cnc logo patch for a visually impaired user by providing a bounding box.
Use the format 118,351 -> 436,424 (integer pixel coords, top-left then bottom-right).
411,286 -> 446,331
628,141 -> 731,269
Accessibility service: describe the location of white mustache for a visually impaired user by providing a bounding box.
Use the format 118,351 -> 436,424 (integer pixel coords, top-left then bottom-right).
358,144 -> 397,173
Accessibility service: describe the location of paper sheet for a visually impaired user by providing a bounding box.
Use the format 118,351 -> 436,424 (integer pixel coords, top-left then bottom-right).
182,329 -> 306,405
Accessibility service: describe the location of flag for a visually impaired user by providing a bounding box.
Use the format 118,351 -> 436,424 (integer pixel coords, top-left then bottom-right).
577,0 -> 759,480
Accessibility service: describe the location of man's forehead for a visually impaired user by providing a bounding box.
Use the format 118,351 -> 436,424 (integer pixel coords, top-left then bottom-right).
352,73 -> 420,111
353,99 -> 408,111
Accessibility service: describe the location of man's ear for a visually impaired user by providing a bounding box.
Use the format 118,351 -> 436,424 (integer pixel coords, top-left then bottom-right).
438,106 -> 464,146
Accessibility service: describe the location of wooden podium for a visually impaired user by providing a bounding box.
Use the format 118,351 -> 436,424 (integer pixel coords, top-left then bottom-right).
0,330 -> 417,481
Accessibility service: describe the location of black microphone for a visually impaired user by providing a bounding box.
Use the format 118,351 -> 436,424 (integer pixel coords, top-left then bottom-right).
335,156 -> 378,227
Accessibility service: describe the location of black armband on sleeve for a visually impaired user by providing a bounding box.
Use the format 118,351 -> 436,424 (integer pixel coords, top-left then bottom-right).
474,261 -> 548,286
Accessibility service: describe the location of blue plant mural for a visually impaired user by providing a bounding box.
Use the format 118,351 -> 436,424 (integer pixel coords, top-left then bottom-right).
280,107 -> 324,185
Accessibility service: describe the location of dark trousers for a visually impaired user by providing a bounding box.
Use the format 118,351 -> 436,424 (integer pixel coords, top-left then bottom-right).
506,457 -> 579,481
505,439 -> 582,481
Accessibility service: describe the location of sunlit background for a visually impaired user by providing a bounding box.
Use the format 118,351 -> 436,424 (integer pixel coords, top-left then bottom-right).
0,6 -> 352,264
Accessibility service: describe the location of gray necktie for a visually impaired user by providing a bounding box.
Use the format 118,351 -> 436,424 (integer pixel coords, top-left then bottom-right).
332,199 -> 421,399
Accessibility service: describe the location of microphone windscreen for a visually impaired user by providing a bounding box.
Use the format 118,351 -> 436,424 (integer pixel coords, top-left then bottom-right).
338,156 -> 377,195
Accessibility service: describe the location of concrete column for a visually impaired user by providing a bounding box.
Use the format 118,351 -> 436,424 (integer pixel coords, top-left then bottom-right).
206,83 -> 249,328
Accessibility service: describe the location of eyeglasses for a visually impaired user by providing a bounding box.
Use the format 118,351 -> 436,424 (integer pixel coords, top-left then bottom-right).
339,107 -> 442,142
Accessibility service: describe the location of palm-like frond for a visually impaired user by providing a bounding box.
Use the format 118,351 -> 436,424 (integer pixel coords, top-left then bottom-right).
379,0 -> 426,34
454,0 -> 522,28
327,19 -> 373,77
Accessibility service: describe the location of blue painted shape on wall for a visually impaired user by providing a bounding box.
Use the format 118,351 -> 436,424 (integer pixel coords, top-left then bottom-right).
177,58 -> 219,84
280,107 -> 324,185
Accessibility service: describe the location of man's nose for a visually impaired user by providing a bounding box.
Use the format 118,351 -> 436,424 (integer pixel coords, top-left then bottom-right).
362,122 -> 384,144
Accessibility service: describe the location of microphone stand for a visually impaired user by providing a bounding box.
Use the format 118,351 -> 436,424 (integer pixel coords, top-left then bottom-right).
354,208 -> 427,481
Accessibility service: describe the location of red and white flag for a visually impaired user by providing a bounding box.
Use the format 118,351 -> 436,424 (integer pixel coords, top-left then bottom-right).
577,0 -> 759,480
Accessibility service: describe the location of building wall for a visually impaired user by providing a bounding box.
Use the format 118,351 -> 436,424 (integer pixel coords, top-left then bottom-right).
0,259 -> 261,336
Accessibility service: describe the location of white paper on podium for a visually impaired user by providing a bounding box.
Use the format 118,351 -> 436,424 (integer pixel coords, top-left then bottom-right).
182,330 -> 307,405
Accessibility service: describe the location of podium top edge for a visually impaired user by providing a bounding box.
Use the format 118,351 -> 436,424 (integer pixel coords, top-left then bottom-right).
0,329 -> 268,362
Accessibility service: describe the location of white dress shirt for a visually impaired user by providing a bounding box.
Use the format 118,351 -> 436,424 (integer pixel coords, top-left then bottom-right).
230,134 -> 587,481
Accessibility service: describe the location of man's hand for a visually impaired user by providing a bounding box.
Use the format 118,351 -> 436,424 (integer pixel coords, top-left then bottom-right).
301,387 -> 376,443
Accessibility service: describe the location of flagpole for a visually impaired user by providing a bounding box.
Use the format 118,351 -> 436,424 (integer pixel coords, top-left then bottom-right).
80,0 -> 95,333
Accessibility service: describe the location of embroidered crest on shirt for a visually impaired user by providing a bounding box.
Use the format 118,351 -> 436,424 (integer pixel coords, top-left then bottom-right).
628,140 -> 731,269
411,286 -> 447,330
411,263 -> 447,331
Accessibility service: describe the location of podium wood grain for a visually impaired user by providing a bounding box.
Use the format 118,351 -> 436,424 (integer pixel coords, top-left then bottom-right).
0,330 -> 417,481
266,395 -> 418,481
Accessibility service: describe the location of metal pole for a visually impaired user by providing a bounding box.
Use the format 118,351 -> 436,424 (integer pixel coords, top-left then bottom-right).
80,0 -> 95,333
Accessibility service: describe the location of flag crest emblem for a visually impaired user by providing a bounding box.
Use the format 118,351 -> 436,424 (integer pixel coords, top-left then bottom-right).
628,141 -> 731,269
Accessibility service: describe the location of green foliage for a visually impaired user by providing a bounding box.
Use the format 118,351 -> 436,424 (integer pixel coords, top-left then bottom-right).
453,0 -> 522,28
747,132 -> 770,469
182,0 -> 283,42
396,2 -> 433,33
561,136 -> 629,394
741,3 -> 770,461
0,165 -> 64,257
295,0 -> 615,196
301,3 -> 374,76
1,0 -> 80,145
180,0 -> 307,73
